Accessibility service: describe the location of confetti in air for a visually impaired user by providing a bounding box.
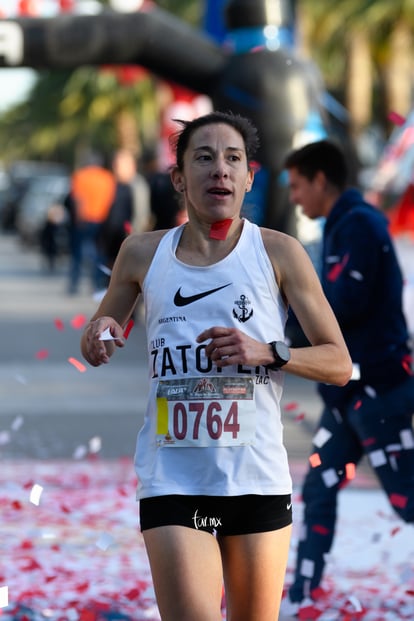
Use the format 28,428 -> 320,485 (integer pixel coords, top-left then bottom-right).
294,412 -> 305,423
35,349 -> 49,360
284,401 -> 299,411
387,110 -> 406,126
54,318 -> 65,331
312,427 -> 332,448
98,263 -> 112,277
68,357 -> 87,373
73,445 -> 88,460
89,436 -> 102,454
402,355 -> 413,375
70,314 -> 87,330
389,493 -> 408,509
309,453 -> 322,468
0,431 -> 11,445
123,318 -> 134,339
11,416 -> 24,431
345,462 -> 356,480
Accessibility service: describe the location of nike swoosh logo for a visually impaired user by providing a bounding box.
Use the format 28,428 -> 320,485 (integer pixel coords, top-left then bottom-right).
174,283 -> 232,307
286,502 -> 292,511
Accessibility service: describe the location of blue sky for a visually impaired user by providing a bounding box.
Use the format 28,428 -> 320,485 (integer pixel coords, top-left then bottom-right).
0,68 -> 37,112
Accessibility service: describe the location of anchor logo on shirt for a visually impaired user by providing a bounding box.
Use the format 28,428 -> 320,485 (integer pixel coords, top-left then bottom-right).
233,294 -> 253,323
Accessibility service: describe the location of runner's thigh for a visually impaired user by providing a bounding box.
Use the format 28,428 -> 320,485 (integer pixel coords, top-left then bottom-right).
143,525 -> 223,621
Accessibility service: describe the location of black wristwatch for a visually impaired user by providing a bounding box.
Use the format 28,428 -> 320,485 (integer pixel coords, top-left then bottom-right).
267,341 -> 291,370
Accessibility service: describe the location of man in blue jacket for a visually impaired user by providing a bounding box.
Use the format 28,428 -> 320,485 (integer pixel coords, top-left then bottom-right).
281,139 -> 414,616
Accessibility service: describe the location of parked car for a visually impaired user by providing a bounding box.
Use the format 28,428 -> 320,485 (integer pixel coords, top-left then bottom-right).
1,160 -> 69,231
16,173 -> 71,270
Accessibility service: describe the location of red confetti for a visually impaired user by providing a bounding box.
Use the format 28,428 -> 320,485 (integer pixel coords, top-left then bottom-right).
284,401 -> 299,411
345,462 -> 356,480
70,314 -> 87,330
35,349 -> 49,360
295,413 -> 305,423
309,452 -> 322,468
312,524 -> 330,535
310,587 -> 326,600
54,318 -> 65,331
353,399 -> 362,410
362,437 -> 376,447
298,602 -> 321,619
76,581 -> 90,593
388,110 -> 406,126
124,221 -> 133,235
21,558 -> 42,571
402,354 -> 413,375
79,610 -> 97,621
124,587 -> 141,600
68,357 -> 87,373
20,540 -> 34,550
389,493 -> 408,509
123,318 -> 134,339
390,526 -> 401,537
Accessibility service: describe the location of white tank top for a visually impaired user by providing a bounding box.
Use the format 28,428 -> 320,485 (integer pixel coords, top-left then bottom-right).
135,218 -> 292,498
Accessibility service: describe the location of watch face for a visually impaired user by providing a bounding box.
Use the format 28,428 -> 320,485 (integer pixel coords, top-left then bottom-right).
275,341 -> 290,363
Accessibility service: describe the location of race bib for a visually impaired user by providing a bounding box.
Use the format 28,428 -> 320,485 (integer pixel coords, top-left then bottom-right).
156,376 -> 256,447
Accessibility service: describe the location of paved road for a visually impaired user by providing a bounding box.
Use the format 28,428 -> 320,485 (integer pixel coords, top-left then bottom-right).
0,231 -> 383,486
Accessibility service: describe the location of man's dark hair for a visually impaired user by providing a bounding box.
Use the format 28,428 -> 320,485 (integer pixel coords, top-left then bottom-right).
170,111 -> 260,171
284,139 -> 348,190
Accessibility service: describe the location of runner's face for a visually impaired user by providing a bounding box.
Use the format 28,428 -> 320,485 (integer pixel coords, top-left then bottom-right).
287,167 -> 325,220
176,123 -> 253,224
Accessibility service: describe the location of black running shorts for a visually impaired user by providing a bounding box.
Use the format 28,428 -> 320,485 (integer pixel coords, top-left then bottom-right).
140,494 -> 292,535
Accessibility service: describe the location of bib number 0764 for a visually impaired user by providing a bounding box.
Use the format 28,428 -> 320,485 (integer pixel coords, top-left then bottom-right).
173,400 -> 240,441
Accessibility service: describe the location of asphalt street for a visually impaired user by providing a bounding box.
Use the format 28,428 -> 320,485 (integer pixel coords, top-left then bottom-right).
0,231 -> 379,486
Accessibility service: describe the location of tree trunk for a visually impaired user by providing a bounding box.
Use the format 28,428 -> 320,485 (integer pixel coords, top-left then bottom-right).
346,29 -> 372,140
383,20 -> 413,122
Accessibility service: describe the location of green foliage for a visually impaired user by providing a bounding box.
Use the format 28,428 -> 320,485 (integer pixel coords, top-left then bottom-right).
0,0 -> 200,166
156,0 -> 201,26
299,0 -> 414,87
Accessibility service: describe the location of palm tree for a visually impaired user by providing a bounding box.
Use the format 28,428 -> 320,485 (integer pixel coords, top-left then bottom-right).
298,0 -> 414,139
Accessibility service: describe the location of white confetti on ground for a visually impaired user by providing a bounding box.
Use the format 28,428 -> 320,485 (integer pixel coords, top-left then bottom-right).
1,459 -> 413,620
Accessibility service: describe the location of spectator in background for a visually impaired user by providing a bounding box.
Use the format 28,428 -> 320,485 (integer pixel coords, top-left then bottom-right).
66,152 -> 116,295
39,202 -> 68,273
112,149 -> 152,234
97,173 -> 134,274
144,150 -> 187,229
281,139 -> 414,617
